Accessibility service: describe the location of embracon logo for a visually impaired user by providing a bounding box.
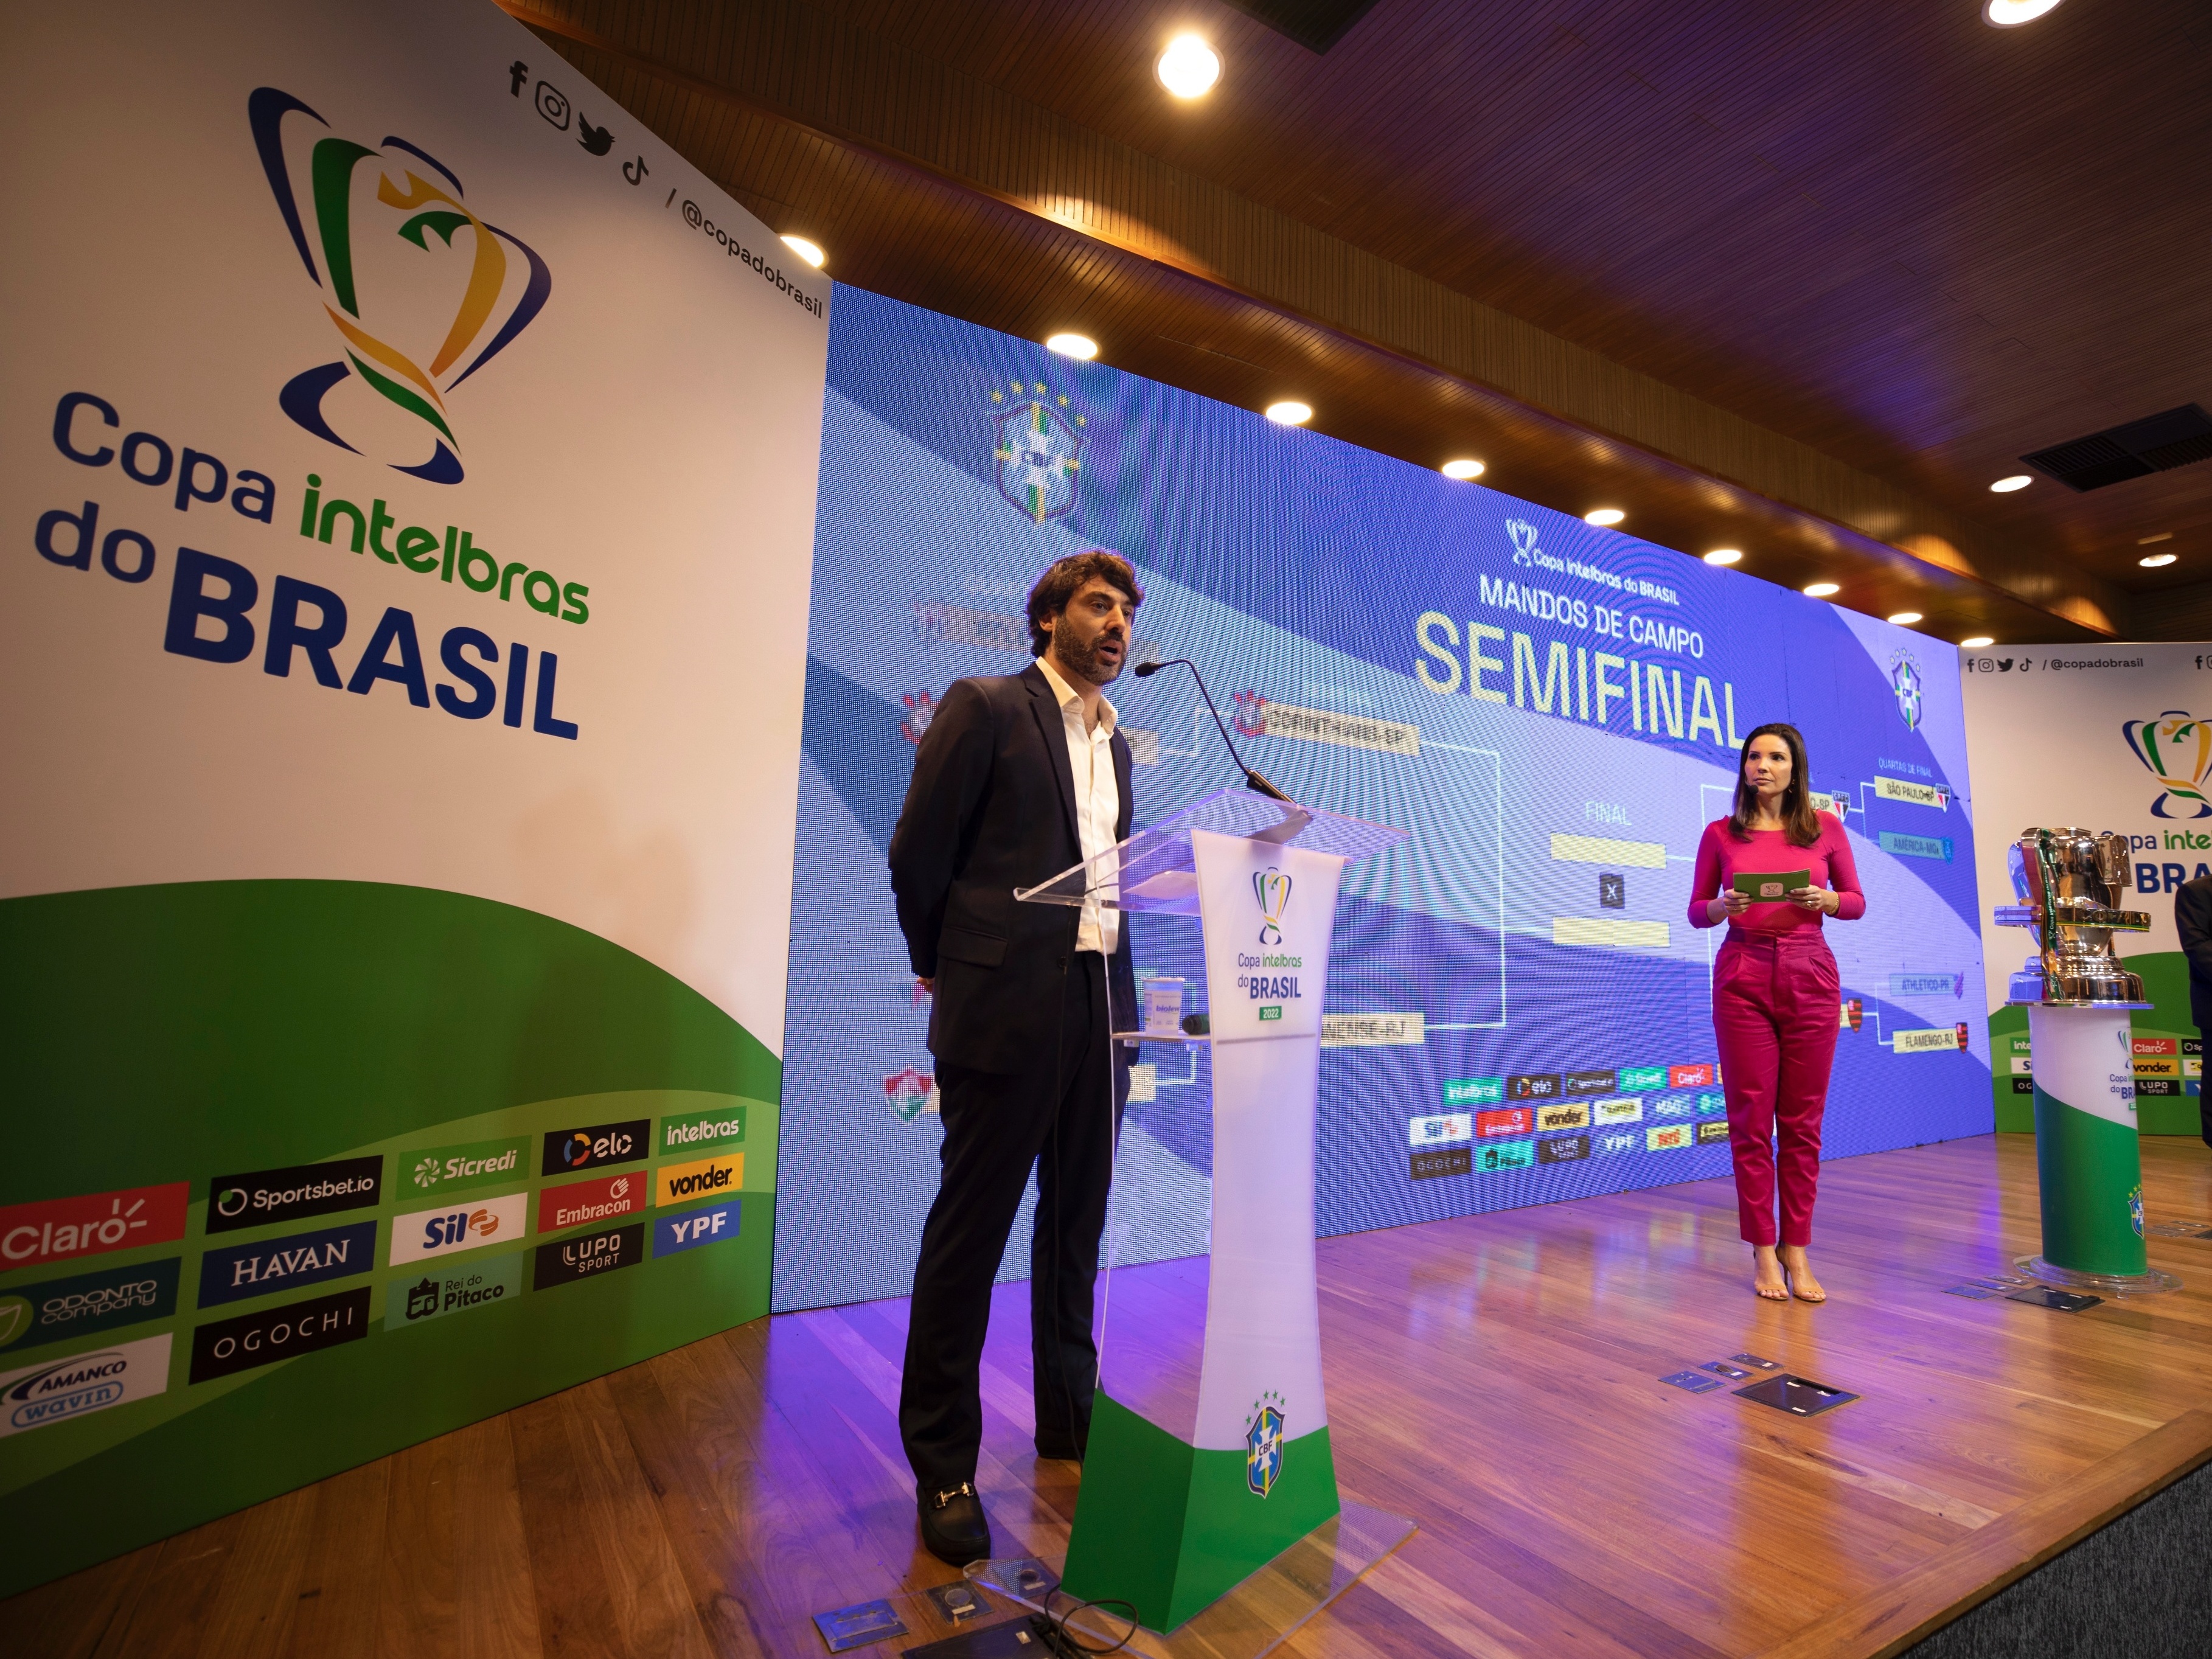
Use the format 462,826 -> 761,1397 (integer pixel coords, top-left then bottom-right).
249,88 -> 552,485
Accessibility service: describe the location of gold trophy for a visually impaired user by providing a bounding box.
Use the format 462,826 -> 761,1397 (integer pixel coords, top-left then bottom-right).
1995,827 -> 2150,1006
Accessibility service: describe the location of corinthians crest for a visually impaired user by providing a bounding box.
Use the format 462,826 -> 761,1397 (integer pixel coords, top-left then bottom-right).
2123,710 -> 2212,819
990,381 -> 1086,524
1889,649 -> 1923,731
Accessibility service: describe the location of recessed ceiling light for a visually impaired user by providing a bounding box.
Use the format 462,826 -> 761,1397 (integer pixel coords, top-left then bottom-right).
2140,532 -> 2174,544
2141,553 -> 2179,568
1983,0 -> 2065,26
1989,475 -> 2031,493
1961,636 -> 1994,649
1044,333 -> 1097,360
1703,548 -> 1742,566
1264,401 -> 1312,426
1156,35 -> 1222,98
780,234 -> 826,268
1584,508 -> 1625,527
1804,582 -> 1840,598
1888,611 -> 1924,626
1441,459 -> 1486,481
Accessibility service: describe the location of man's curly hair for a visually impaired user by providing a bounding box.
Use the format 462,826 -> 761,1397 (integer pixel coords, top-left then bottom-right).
1026,552 -> 1143,657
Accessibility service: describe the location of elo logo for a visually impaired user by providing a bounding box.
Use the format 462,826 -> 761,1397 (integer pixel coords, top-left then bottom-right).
541,1119 -> 649,1178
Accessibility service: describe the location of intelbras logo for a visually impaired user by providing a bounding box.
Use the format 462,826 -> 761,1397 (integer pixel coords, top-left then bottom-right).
206,1156 -> 381,1236
541,1119 -> 649,1178
660,1107 -> 746,1153
0,1333 -> 173,1438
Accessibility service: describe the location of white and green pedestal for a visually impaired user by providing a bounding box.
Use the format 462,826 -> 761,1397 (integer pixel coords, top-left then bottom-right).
2020,1006 -> 2177,1295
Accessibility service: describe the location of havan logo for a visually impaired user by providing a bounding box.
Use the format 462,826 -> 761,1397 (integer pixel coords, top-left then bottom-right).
198,1220 -> 377,1309
249,88 -> 551,484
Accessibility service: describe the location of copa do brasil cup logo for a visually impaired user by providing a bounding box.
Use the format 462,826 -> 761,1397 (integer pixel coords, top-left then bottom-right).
1253,867 -> 1292,946
2122,710 -> 2212,819
249,88 -> 552,485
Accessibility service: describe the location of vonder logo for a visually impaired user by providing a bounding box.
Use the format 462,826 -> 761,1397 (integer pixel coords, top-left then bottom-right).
655,1153 -> 742,1208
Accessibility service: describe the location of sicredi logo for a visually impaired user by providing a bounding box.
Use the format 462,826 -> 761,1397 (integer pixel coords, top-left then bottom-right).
197,1219 -> 377,1309
0,1332 -> 173,1438
532,1222 -> 645,1290
653,1199 -> 742,1258
1507,1074 -> 1561,1101
1594,1130 -> 1640,1157
1474,1108 -> 1533,1139
655,1153 -> 743,1207
388,1191 -> 527,1267
1442,1076 -> 1503,1105
1618,1066 -> 1667,1091
1697,1121 -> 1731,1144
1,1182 -> 190,1270
1647,1125 -> 1691,1151
204,1156 -> 381,1235
1669,1064 -> 1714,1088
1476,1141 -> 1535,1172
1537,1135 -> 1589,1164
1591,1097 -> 1643,1124
1534,1103 -> 1591,1132
189,1287 -> 370,1385
1563,1069 -> 1616,1096
660,1107 -> 747,1153
0,1258 -> 181,1354
408,1137 -> 526,1194
537,1172 -> 642,1235
541,1119 -> 649,1177
1408,1113 -> 1473,1147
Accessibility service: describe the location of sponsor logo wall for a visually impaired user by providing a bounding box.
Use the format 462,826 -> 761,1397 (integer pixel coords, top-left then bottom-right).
1963,645 -> 2212,1132
0,0 -> 818,1597
777,285 -> 1986,1311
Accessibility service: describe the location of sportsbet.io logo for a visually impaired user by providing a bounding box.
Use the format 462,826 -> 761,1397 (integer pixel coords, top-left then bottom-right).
249,88 -> 552,485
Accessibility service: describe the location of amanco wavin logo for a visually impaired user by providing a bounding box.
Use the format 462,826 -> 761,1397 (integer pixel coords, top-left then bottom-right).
249,88 -> 552,485
2123,710 -> 2212,819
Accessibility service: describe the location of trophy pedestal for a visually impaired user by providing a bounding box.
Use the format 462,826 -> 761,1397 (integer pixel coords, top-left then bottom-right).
2020,1005 -> 2174,1293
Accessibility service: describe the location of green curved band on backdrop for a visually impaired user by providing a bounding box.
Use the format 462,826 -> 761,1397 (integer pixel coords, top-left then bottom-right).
0,880 -> 778,1597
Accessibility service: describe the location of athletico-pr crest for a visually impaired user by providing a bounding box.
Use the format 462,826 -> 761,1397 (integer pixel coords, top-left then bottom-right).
990,381 -> 1086,525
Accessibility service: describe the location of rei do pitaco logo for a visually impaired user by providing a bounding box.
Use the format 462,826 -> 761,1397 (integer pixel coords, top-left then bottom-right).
249,88 -> 552,485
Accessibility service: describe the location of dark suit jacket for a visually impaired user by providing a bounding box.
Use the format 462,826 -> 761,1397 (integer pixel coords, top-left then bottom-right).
2176,875 -> 2212,1035
889,661 -> 1138,1074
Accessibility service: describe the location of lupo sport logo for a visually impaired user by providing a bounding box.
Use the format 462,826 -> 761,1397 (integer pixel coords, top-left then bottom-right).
249,88 -> 552,485
2122,710 -> 2212,819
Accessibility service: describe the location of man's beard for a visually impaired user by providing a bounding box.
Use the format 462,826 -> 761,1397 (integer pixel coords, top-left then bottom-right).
1055,630 -> 1125,686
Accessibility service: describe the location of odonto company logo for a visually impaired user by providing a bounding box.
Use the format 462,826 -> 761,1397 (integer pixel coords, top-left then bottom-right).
2123,711 -> 2212,819
249,88 -> 552,485
989,380 -> 1085,524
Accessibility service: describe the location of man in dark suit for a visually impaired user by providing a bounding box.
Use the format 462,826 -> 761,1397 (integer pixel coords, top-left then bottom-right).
888,551 -> 1140,1564
2173,872 -> 2212,1147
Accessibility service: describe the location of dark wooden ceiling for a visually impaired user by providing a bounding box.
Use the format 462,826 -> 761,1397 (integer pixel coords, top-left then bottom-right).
509,0 -> 2212,641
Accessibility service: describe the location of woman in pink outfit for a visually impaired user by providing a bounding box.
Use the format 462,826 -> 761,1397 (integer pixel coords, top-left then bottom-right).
1688,723 -> 1864,1303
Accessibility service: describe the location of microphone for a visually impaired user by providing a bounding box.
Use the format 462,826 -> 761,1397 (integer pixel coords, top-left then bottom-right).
1135,658 -> 1293,801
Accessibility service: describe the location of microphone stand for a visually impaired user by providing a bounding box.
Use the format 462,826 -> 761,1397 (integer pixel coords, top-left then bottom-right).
1134,658 -> 1294,802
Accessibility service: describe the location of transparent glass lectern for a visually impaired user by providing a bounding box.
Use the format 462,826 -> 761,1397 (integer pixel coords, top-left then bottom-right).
973,788 -> 1414,1658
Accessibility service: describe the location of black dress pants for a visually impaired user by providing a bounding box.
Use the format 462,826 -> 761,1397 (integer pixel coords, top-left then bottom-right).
900,950 -> 1125,1489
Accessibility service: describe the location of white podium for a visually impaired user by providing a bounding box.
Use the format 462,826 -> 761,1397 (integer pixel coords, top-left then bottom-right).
990,788 -> 1412,1649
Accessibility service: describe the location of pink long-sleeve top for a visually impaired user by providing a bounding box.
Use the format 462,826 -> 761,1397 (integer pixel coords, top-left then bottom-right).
1687,814 -> 1865,933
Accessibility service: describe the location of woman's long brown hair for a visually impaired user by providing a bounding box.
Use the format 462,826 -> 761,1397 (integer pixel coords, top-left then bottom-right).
1728,722 -> 1822,846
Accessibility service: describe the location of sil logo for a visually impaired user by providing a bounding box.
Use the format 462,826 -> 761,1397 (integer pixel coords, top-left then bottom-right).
249,88 -> 552,485
2122,711 -> 2212,819
1254,867 -> 1293,946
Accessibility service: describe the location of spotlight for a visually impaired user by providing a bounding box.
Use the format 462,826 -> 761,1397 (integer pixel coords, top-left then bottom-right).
1156,35 -> 1221,98
1264,401 -> 1312,426
1961,636 -> 1994,649
1703,549 -> 1742,566
1441,459 -> 1486,481
2141,553 -> 2178,568
1044,333 -> 1097,360
1804,582 -> 1840,598
1983,0 -> 2065,25
1989,475 -> 2031,493
1888,611 -> 1924,626
1584,508 -> 1625,527
780,235 -> 826,268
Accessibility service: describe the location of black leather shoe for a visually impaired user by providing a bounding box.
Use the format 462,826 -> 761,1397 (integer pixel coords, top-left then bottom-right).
917,1480 -> 992,1566
1034,1432 -> 1085,1462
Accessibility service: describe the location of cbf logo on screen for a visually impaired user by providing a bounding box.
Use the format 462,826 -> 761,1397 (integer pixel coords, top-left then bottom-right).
248,88 -> 552,485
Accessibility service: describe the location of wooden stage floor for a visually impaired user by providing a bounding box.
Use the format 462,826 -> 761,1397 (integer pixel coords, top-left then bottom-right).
15,1133 -> 2212,1659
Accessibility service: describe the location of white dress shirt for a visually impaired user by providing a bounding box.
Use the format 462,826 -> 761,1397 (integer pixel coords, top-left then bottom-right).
1036,654 -> 1121,955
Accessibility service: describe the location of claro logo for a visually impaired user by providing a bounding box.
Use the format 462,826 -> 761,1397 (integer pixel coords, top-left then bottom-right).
1,1183 -> 190,1270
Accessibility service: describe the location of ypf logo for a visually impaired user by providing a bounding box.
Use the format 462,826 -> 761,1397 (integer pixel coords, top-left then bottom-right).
1254,868 -> 1293,945
2122,711 -> 2212,819
249,88 -> 552,485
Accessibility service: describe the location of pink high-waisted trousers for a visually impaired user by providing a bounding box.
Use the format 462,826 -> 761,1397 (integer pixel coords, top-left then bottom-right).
1711,929 -> 1839,1247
